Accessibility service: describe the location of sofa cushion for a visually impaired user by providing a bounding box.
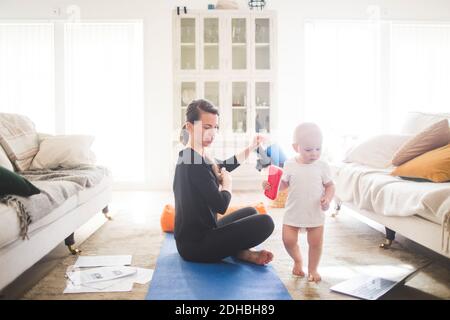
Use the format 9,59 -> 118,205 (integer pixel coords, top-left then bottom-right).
392,144 -> 450,183
0,166 -> 40,197
392,119 -> 450,166
0,113 -> 39,171
344,134 -> 411,168
0,145 -> 14,171
30,135 -> 96,170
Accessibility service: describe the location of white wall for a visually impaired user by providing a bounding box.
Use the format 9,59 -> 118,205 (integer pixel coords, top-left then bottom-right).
1,0 -> 449,190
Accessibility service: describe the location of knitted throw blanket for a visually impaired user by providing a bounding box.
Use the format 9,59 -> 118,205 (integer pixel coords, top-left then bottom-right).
0,165 -> 109,240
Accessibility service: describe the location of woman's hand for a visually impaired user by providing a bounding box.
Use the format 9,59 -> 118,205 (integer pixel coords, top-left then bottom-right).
221,168 -> 232,193
235,134 -> 267,165
250,134 -> 266,150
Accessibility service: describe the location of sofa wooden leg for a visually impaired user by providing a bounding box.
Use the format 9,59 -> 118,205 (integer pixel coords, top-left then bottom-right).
65,233 -> 81,255
331,201 -> 342,218
102,205 -> 113,220
380,227 -> 396,249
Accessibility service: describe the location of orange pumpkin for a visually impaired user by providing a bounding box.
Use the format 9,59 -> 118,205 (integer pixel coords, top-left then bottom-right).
160,204 -> 175,233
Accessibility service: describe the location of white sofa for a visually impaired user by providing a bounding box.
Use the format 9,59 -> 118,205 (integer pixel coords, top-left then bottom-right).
0,137 -> 112,291
332,112 -> 450,259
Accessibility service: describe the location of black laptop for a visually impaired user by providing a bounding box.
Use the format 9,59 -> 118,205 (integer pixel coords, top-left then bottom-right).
330,262 -> 431,300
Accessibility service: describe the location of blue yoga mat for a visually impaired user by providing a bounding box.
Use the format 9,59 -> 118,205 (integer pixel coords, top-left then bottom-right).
146,233 -> 292,300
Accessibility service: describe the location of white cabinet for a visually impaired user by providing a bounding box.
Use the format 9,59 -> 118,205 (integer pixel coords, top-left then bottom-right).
173,10 -> 277,132
173,10 -> 277,188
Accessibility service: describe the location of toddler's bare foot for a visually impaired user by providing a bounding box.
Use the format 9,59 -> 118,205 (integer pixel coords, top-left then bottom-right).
292,262 -> 305,277
308,270 -> 321,283
237,249 -> 273,265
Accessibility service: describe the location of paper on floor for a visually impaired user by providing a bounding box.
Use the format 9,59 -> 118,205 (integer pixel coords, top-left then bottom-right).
132,268 -> 154,285
63,278 -> 134,294
67,266 -> 137,285
64,266 -> 154,294
81,268 -> 154,290
74,255 -> 132,268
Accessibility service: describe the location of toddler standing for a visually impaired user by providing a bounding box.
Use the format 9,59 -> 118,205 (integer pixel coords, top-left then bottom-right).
263,123 -> 335,282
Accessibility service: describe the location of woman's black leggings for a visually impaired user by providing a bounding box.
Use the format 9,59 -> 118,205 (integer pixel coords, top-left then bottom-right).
176,207 -> 274,263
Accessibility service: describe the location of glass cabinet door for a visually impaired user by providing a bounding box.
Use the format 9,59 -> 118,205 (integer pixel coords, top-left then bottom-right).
180,82 -> 196,123
180,18 -> 196,70
231,18 -> 247,70
232,82 -> 247,133
175,12 -> 275,141
203,18 -> 219,70
204,81 -> 220,107
255,18 -> 270,70
255,82 -> 270,132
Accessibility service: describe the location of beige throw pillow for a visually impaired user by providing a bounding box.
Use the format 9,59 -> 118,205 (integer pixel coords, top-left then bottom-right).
0,113 -> 39,171
344,134 -> 411,168
30,135 -> 96,170
392,119 -> 450,166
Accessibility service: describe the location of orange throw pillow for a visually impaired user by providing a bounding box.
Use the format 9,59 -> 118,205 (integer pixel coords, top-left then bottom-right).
391,144 -> 450,182
224,202 -> 267,215
160,202 -> 267,233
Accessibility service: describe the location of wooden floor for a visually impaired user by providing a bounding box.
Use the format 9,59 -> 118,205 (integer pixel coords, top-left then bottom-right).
2,191 -> 449,300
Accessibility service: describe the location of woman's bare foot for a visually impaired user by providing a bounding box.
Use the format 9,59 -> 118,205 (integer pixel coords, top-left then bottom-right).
292,261 -> 305,277
237,249 -> 274,265
308,270 -> 321,283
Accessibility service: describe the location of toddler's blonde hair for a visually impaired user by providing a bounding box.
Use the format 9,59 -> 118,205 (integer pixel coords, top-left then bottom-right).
293,122 -> 322,144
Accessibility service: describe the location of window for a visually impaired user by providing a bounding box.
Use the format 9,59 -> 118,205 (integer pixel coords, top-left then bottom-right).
390,23 -> 450,124
0,20 -> 144,185
305,21 -> 380,135
0,23 -> 55,133
305,20 -> 450,160
64,22 -> 144,183
305,21 -> 381,159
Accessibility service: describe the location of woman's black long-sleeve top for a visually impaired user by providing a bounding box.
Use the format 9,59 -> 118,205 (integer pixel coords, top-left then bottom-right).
173,147 -> 240,243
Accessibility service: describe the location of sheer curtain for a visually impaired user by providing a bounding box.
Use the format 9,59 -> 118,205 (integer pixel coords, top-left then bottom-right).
305,20 -> 450,154
64,22 -> 144,183
390,23 -> 450,128
304,21 -> 381,160
0,23 -> 55,133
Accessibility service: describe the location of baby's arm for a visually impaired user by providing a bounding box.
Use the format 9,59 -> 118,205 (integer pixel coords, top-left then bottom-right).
320,181 -> 335,210
279,179 -> 289,191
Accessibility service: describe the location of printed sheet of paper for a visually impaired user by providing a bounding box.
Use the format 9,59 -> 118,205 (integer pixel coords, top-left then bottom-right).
67,266 -> 137,285
74,255 -> 132,268
82,268 -> 154,288
63,265 -> 154,294
63,279 -> 133,294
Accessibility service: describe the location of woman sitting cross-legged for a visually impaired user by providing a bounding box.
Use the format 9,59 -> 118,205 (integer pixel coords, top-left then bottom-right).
173,99 -> 275,264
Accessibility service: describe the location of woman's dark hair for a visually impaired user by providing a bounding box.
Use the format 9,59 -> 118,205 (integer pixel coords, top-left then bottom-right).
179,99 -> 222,183
179,99 -> 219,145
